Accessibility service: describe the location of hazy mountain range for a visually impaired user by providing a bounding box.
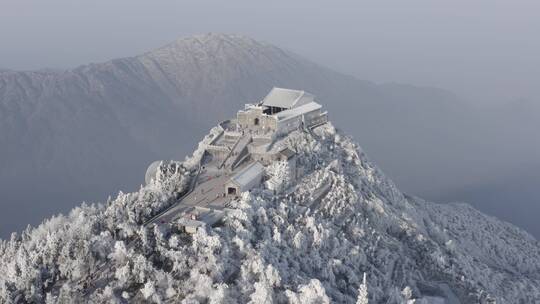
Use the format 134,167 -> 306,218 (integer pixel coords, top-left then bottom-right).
1,33 -> 539,238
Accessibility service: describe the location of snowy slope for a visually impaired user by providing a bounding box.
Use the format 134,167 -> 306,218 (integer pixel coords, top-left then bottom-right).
0,33 -> 463,237
1,121 -> 539,303
3,33 -> 539,241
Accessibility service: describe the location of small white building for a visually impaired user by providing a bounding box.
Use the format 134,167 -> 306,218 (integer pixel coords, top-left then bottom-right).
177,206 -> 230,234
177,217 -> 204,234
225,161 -> 264,196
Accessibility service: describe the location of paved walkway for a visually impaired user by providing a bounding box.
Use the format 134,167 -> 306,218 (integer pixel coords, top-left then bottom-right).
148,171 -> 230,224
146,134 -> 254,226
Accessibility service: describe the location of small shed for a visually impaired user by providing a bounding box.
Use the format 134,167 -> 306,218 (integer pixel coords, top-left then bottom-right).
177,217 -> 204,234
225,162 -> 264,196
176,207 -> 230,234
276,147 -> 296,162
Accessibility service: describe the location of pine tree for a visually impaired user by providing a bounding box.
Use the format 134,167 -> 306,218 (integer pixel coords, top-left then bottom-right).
356,272 -> 369,304
266,161 -> 291,193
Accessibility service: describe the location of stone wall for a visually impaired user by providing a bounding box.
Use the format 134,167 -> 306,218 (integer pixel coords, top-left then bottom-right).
276,115 -> 302,136
303,109 -> 322,124
307,111 -> 328,128
237,107 -> 277,133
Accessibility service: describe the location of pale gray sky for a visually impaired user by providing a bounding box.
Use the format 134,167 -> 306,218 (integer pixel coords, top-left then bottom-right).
1,0 -> 539,104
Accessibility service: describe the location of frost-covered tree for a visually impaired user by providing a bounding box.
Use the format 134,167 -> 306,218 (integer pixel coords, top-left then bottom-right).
1,122 -> 540,303
356,273 -> 369,304
286,279 -> 331,304
401,286 -> 412,301
265,160 -> 291,193
249,281 -> 274,304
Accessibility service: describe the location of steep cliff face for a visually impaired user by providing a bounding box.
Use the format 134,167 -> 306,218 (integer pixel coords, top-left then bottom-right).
1,122 -> 538,303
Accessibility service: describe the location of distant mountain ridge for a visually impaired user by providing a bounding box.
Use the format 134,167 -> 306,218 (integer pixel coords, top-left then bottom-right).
1,33 -> 538,238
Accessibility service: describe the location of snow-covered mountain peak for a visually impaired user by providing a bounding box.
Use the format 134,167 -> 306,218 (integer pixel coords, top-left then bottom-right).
168,33 -> 268,49
145,32 -> 276,61
1,96 -> 539,303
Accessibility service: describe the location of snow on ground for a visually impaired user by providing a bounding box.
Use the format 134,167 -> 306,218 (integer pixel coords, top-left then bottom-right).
1,122 -> 539,303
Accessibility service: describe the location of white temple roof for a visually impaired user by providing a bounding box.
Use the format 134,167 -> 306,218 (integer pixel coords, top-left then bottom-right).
230,161 -> 264,187
261,87 -> 314,109
274,101 -> 322,121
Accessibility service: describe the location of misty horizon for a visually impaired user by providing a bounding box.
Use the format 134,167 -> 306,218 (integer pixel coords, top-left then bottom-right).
2,0 -> 540,106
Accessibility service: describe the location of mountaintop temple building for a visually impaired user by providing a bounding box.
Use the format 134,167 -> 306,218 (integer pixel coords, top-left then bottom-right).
237,87 -> 328,137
